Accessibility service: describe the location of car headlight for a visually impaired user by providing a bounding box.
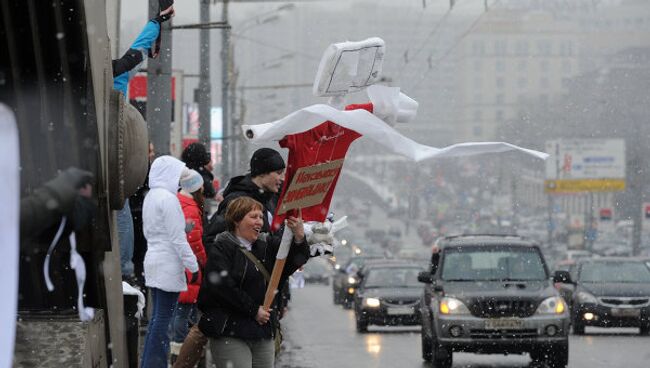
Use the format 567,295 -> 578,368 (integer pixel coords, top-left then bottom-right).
364,297 -> 381,308
347,276 -> 357,284
438,297 -> 470,315
576,291 -> 598,304
535,297 -> 567,315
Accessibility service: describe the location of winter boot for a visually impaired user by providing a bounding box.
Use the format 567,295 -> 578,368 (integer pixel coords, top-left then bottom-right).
170,341 -> 182,365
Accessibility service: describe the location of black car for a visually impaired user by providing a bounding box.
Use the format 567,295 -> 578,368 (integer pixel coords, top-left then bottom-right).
557,257 -> 650,335
353,262 -> 425,332
331,256 -> 382,307
419,235 -> 570,368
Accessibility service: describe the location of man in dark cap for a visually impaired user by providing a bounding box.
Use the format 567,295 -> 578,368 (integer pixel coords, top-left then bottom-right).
181,142 -> 217,199
215,147 -> 286,229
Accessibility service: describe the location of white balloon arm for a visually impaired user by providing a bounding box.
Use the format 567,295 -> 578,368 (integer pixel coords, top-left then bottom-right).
242,104 -> 548,161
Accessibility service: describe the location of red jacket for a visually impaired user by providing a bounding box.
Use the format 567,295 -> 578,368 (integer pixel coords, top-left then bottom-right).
177,193 -> 206,304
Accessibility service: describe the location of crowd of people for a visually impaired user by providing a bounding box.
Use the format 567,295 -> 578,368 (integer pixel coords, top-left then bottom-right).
111,3 -> 308,367
131,144 -> 307,368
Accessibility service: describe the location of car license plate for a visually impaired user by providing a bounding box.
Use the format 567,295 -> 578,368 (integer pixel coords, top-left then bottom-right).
387,307 -> 414,315
611,308 -> 641,317
485,319 -> 523,329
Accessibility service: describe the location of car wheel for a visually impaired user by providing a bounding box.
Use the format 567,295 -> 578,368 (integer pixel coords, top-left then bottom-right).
421,332 -> 433,362
573,320 -> 586,335
639,323 -> 650,336
356,316 -> 368,333
531,341 -> 568,368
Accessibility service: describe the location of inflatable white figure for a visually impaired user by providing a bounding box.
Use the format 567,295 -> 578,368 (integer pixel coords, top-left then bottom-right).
254,38 -> 548,310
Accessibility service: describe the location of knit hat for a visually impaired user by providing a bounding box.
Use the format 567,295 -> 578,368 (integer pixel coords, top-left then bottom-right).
181,142 -> 211,169
250,148 -> 285,177
180,169 -> 204,193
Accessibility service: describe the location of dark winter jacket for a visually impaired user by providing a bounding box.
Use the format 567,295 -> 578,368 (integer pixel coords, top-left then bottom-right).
197,166 -> 216,199
197,231 -> 309,339
20,167 -> 94,244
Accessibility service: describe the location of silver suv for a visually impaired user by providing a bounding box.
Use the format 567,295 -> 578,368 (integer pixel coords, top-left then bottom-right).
418,235 -> 570,368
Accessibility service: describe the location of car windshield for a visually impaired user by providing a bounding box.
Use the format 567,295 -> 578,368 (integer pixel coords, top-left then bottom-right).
579,262 -> 650,283
441,246 -> 547,281
363,267 -> 422,288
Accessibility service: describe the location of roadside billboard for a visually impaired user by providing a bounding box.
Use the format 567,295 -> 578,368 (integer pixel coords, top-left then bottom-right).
544,139 -> 625,193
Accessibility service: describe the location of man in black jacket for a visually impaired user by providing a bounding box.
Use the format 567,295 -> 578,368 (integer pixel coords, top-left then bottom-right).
204,148 -> 286,240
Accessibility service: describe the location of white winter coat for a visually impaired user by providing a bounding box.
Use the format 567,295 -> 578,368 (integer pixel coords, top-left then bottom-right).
143,156 -> 199,292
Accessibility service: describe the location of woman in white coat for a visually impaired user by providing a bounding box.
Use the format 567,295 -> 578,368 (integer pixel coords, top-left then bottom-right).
141,155 -> 199,368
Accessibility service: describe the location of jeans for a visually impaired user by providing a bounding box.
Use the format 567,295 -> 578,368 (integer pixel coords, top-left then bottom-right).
209,337 -> 275,368
117,199 -> 135,277
170,303 -> 198,343
141,288 -> 179,368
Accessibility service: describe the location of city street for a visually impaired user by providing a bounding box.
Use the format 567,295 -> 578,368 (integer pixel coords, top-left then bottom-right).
276,284 -> 650,368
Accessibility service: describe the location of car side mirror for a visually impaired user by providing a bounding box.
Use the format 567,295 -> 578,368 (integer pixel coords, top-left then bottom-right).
553,270 -> 573,284
418,271 -> 433,284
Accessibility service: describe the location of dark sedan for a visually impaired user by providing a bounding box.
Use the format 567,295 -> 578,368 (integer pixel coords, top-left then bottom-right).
353,263 -> 425,332
558,258 -> 650,335
331,256 -> 382,307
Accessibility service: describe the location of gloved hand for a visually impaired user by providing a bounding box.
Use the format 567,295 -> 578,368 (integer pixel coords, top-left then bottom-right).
154,2 -> 175,23
307,222 -> 334,246
50,167 -> 93,190
185,220 -> 195,234
189,271 -> 200,284
159,0 -> 174,12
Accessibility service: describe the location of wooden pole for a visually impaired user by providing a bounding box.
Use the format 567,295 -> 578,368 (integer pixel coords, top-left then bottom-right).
263,258 -> 287,310
263,209 -> 301,310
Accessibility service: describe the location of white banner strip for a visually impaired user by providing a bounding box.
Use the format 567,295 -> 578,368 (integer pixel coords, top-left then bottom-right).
242,104 -> 548,161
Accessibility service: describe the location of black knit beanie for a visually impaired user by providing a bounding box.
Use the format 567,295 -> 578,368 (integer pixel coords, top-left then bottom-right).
250,148 -> 285,177
181,142 -> 211,169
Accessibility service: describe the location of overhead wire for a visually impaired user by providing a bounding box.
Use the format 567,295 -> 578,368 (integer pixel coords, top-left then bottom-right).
407,0 -> 500,92
231,33 -> 321,61
395,0 -> 460,82
396,8 -> 425,73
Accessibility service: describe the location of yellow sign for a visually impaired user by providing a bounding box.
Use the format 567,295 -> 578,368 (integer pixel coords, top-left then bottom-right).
544,179 -> 626,193
278,159 -> 345,215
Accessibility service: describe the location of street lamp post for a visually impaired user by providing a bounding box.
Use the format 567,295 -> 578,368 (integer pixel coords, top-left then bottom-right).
147,0 -> 173,156
221,0 -> 232,180
223,2 -> 295,179
198,0 -> 211,149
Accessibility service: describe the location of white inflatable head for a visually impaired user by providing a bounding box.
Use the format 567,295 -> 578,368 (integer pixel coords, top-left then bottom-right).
313,37 -> 385,97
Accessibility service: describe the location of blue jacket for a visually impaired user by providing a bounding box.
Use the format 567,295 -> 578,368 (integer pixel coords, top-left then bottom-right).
113,20 -> 161,96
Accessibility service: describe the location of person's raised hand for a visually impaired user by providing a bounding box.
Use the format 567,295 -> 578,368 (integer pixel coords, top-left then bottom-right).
287,209 -> 305,243
255,306 -> 271,325
156,3 -> 175,23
